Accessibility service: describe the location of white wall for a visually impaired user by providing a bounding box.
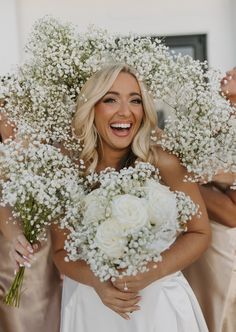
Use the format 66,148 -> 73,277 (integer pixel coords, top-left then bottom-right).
0,0 -> 19,75
231,0 -> 236,66
2,0 -> 236,75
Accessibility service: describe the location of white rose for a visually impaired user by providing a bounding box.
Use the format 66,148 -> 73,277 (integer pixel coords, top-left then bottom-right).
111,194 -> 149,234
145,179 -> 177,229
82,190 -> 106,224
95,218 -> 127,259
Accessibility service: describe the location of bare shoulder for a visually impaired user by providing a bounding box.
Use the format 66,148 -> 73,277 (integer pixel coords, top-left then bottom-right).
154,146 -> 186,186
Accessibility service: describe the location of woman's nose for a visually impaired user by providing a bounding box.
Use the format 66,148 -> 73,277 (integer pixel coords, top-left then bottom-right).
117,101 -> 131,116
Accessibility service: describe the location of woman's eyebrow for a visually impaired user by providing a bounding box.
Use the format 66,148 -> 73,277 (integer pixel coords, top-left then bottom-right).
104,91 -> 141,97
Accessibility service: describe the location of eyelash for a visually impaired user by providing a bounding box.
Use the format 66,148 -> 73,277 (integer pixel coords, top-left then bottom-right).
103,98 -> 142,104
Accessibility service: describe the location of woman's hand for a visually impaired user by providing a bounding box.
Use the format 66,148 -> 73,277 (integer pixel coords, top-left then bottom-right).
112,262 -> 159,293
10,233 -> 41,273
93,279 -> 141,320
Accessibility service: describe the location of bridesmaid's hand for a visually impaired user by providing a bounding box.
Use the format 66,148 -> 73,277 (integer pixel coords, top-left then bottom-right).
112,263 -> 159,293
93,279 -> 141,320
10,233 -> 41,273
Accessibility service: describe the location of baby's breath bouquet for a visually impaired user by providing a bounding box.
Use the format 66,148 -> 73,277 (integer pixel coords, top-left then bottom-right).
0,136 -> 85,306
64,162 -> 198,281
1,16 -> 235,175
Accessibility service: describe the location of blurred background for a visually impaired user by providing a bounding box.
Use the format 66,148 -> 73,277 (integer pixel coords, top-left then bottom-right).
0,0 -> 235,76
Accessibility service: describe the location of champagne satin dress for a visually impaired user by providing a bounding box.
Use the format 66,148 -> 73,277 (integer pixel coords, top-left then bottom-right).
0,232 -> 62,332
184,220 -> 236,332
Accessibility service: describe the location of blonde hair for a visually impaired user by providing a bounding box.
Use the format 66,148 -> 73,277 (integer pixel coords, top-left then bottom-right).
73,64 -> 159,173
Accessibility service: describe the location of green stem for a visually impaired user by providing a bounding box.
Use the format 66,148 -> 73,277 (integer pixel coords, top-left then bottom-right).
3,266 -> 25,307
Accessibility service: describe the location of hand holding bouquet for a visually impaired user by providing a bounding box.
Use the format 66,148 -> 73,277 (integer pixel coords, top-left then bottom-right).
0,137 -> 84,306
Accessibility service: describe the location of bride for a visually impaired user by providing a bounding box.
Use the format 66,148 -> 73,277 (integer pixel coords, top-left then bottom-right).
49,63 -> 210,332
9,63 -> 210,331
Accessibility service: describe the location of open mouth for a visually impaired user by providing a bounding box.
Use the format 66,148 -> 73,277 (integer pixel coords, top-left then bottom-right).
110,123 -> 133,136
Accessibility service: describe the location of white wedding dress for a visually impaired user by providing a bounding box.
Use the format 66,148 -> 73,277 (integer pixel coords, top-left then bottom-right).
60,271 -> 208,332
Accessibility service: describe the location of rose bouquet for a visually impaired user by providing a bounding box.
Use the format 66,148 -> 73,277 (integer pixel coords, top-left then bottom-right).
0,137 -> 85,306
64,162 -> 198,281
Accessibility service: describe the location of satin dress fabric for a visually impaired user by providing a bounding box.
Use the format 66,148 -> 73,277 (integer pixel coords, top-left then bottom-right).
0,232 -> 62,332
60,271 -> 208,332
184,221 -> 236,332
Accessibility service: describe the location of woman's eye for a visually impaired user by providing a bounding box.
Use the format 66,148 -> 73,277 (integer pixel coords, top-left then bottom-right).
103,98 -> 116,103
131,98 -> 142,104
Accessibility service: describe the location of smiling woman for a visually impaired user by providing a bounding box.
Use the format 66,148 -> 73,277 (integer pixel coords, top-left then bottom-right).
73,65 -> 158,174
94,72 -> 144,171
48,63 -> 211,332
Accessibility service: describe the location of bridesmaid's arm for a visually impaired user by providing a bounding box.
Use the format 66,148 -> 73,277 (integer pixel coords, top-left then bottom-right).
0,112 -> 15,142
113,149 -> 211,292
199,185 -> 236,227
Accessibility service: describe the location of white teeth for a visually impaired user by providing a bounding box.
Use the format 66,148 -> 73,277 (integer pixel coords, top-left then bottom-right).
110,123 -> 131,129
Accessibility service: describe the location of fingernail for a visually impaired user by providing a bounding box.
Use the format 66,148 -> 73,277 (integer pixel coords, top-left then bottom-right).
23,255 -> 29,260
14,270 -> 17,275
19,263 -> 24,267
33,244 -> 38,250
24,262 -> 31,268
27,246 -> 33,253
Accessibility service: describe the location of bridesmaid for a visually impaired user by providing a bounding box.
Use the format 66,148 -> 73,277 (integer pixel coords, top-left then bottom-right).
184,67 -> 236,332
0,107 -> 62,332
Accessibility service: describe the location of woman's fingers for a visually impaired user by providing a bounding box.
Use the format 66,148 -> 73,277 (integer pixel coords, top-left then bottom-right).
17,234 -> 33,254
108,296 -> 140,309
112,308 -> 130,320
32,240 -> 41,253
9,251 -> 20,273
10,234 -> 40,271
10,249 -> 31,268
14,241 -> 32,260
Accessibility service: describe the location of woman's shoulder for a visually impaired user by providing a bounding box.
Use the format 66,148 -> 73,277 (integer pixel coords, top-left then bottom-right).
154,146 -> 182,171
153,146 -> 186,186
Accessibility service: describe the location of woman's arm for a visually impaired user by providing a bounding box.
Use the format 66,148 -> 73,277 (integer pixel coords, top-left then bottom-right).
199,185 -> 236,227
226,188 -> 236,204
51,224 -> 141,320
212,171 -> 236,187
0,112 -> 15,142
113,148 -> 211,292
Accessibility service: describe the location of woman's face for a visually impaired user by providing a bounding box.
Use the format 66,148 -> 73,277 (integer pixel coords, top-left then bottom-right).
221,67 -> 236,102
94,72 -> 144,155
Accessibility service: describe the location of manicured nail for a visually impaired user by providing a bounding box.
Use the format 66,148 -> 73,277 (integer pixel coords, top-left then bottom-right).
14,270 -> 17,275
27,246 -> 33,253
